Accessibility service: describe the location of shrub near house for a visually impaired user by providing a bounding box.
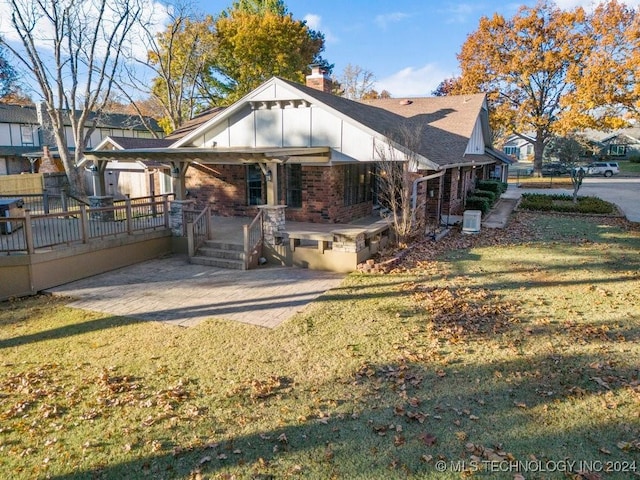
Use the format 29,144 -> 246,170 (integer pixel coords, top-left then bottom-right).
465,180 -> 508,214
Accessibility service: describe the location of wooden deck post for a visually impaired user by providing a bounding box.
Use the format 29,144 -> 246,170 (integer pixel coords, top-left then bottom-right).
24,209 -> 34,254
79,205 -> 88,243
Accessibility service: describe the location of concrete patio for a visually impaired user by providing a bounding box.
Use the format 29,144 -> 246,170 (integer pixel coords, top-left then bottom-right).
47,253 -> 345,328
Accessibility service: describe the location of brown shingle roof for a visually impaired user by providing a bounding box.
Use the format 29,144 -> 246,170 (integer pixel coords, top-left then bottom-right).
360,94 -> 488,166
106,136 -> 174,150
277,79 -> 488,167
165,107 -> 227,140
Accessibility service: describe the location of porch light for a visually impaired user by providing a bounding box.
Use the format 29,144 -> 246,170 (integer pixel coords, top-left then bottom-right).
265,169 -> 272,182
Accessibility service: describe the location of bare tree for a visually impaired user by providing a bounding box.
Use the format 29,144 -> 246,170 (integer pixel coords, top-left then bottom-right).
338,63 -> 376,100
375,123 -> 425,246
1,0 -> 148,195
117,4 -> 219,134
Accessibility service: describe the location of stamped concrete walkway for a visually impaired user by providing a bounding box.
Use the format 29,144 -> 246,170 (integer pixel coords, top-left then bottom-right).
47,255 -> 345,328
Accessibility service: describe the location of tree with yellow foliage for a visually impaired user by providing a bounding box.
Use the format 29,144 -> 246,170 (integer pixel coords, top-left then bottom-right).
456,1 -> 639,175
214,0 -> 329,103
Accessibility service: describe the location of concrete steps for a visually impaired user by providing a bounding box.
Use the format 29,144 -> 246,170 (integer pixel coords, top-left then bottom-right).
190,240 -> 246,270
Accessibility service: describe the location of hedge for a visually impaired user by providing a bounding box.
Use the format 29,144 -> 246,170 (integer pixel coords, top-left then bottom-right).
477,180 -> 507,194
465,196 -> 491,214
472,189 -> 496,204
519,193 -> 616,214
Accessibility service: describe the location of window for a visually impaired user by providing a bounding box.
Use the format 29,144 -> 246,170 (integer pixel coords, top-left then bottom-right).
344,164 -> 372,206
504,146 -> 519,157
609,145 -> 626,156
247,164 -> 264,205
21,126 -> 34,146
286,164 -> 302,208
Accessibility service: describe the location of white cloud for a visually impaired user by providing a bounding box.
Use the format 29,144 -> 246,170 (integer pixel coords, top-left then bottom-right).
441,3 -> 478,24
304,13 -> 338,44
304,13 -> 322,30
376,64 -> 450,97
374,12 -> 409,29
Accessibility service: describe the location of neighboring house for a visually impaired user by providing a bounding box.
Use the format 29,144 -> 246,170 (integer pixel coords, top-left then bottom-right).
501,134 -> 535,162
581,127 -> 640,160
92,136 -> 175,199
504,128 -> 640,164
0,103 -> 163,177
85,68 -> 511,229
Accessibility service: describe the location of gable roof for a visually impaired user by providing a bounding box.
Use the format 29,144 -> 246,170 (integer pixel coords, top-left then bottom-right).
169,77 -> 491,169
165,107 -> 226,140
362,94 -> 489,166
102,136 -> 174,150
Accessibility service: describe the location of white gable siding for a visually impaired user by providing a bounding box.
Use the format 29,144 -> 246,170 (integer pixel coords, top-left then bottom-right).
201,121 -> 229,148
310,107 -> 341,148
177,78 -> 422,165
465,117 -> 485,155
282,107 -> 311,147
341,121 -> 377,161
255,108 -> 282,147
228,107 -> 255,147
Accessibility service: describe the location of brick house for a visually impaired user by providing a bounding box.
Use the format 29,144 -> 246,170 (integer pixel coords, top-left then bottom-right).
90,68 -> 510,230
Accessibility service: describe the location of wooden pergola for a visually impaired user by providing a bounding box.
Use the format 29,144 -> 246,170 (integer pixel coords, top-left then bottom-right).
82,146 -> 331,204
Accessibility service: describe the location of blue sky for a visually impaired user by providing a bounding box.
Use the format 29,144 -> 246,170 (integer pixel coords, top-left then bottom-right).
194,0 -> 640,98
2,0 -> 638,100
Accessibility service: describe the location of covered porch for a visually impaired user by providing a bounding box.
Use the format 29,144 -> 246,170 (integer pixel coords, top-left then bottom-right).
82,146 -> 393,272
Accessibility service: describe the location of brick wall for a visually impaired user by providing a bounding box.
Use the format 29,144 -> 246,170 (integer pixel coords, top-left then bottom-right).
185,163 -> 374,223
187,164 -> 260,217
285,165 -> 372,223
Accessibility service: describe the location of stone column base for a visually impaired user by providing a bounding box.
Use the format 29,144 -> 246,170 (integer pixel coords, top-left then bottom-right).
88,196 -> 114,221
258,205 -> 287,246
169,200 -> 195,236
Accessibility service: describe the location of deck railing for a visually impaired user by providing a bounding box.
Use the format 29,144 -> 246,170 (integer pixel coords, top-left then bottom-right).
0,192 -> 85,215
0,195 -> 171,255
243,209 -> 264,269
186,205 -> 211,257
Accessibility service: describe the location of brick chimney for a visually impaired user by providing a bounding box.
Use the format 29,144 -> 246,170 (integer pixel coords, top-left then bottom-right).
306,64 -> 332,94
38,145 -> 59,173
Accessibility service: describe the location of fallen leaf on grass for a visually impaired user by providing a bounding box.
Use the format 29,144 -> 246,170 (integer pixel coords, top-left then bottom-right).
418,433 -> 437,446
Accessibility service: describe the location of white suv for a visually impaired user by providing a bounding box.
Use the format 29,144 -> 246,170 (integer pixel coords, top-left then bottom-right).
587,162 -> 620,177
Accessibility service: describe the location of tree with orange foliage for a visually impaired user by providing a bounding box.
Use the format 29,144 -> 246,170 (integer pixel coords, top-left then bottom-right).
456,1 -> 639,176
564,1 -> 640,128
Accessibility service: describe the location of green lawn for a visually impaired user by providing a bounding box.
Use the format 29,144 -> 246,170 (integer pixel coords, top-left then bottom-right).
1,212 -> 639,479
619,160 -> 640,174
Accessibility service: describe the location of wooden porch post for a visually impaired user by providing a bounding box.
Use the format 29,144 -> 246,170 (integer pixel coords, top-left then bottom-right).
265,162 -> 278,206
170,161 -> 190,200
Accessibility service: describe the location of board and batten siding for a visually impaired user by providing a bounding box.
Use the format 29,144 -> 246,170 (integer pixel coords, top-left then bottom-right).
189,101 -> 407,164
464,117 -> 486,155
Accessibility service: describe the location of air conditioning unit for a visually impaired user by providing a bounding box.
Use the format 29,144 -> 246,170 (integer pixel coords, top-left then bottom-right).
462,209 -> 481,234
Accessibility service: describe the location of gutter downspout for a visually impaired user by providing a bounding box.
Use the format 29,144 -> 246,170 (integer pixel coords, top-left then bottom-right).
411,170 -> 445,221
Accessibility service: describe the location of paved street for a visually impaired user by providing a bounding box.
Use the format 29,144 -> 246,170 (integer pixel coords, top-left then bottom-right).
48,255 -> 345,328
